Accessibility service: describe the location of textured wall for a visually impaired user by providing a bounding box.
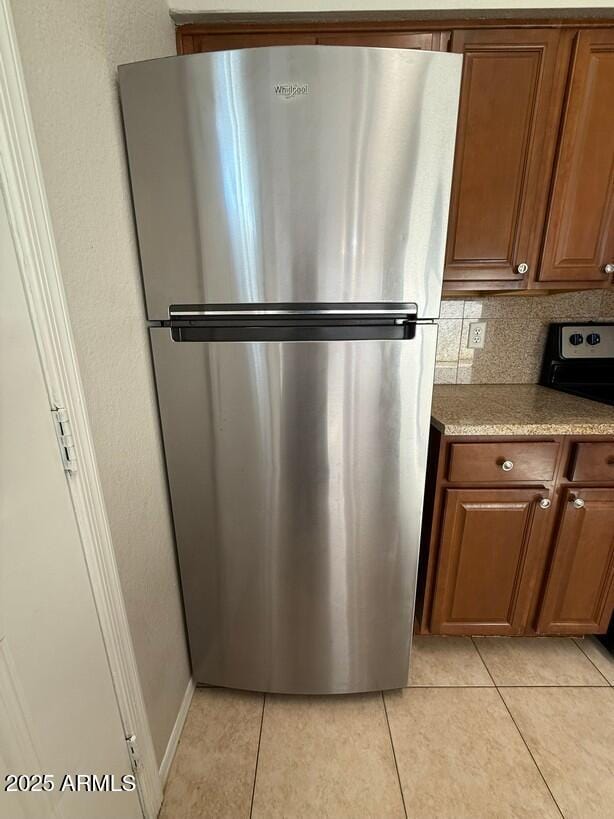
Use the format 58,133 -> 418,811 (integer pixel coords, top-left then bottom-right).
11,0 -> 191,764
435,291 -> 614,385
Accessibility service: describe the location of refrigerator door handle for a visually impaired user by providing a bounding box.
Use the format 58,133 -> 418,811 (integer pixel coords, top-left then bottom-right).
167,320 -> 418,343
167,303 -> 421,342
169,302 -> 419,320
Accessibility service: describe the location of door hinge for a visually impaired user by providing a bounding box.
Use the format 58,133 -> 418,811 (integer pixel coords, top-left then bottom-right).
125,734 -> 141,774
51,407 -> 77,473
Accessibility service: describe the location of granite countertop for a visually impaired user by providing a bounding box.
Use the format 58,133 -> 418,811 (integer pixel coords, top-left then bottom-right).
431,384 -> 614,436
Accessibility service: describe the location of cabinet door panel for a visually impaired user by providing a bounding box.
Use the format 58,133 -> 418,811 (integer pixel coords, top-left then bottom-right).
445,30 -> 563,286
317,32 -> 450,51
538,31 -> 614,284
180,33 -> 317,54
431,489 -> 551,635
537,488 -> 614,634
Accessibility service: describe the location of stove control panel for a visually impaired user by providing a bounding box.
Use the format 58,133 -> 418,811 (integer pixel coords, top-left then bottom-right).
561,324 -> 614,358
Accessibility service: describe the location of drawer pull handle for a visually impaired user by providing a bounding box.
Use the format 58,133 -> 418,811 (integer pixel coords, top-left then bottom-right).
571,496 -> 585,509
501,460 -> 514,472
539,498 -> 551,509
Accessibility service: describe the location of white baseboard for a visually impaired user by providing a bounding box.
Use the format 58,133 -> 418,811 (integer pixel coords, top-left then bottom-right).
159,678 -> 196,787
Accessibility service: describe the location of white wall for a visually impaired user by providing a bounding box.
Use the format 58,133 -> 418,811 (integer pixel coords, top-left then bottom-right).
10,0 -> 191,765
168,1 -> 614,15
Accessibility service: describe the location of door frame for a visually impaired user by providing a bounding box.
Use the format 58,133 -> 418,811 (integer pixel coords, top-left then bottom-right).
0,2 -> 162,816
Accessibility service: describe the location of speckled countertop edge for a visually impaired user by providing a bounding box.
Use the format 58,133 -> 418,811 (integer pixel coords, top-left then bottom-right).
431,384 -> 614,437
430,419 -> 614,436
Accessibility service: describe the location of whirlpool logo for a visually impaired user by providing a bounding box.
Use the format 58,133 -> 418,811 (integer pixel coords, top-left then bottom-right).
274,82 -> 310,99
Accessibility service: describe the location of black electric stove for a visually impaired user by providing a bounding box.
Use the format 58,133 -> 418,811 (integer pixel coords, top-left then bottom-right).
540,321 -> 614,651
540,322 -> 614,407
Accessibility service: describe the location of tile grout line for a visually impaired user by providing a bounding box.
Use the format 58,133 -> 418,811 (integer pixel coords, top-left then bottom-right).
570,637 -> 612,686
249,693 -> 265,819
471,638 -> 565,819
381,691 -> 408,819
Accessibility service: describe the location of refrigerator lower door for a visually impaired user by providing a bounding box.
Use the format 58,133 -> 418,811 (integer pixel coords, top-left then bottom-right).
150,325 -> 437,694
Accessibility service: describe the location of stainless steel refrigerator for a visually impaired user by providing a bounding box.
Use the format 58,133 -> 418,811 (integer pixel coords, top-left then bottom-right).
119,45 -> 461,694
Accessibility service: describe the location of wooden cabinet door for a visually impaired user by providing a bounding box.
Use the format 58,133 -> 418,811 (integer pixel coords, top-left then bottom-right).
431,489 -> 552,635
178,32 -> 317,54
537,488 -> 614,634
444,29 -> 564,288
537,31 -> 614,285
180,29 -> 449,55
316,32 -> 450,51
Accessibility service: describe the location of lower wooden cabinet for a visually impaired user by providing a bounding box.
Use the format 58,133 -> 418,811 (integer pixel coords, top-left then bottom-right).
430,489 -> 552,635
537,488 -> 614,634
418,432 -> 614,636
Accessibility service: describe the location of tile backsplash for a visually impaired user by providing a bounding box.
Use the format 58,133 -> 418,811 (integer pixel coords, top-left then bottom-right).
435,290 -> 614,385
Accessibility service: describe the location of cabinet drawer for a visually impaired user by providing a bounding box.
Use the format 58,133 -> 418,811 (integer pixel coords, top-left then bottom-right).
570,443 -> 614,482
448,442 -> 559,483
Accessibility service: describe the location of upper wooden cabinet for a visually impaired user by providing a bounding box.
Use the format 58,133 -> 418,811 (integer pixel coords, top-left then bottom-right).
315,32 -> 449,50
536,30 -> 614,286
537,488 -> 614,634
444,29 -> 565,289
178,28 -> 449,54
177,21 -> 614,292
178,32 -> 317,53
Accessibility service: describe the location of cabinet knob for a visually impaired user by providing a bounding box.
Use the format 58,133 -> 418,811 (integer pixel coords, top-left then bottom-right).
571,496 -> 585,509
605,263 -> 614,275
501,460 -> 514,472
516,262 -> 529,275
538,497 -> 551,509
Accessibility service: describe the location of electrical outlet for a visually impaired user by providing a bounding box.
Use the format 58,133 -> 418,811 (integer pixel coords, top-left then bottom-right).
467,321 -> 487,349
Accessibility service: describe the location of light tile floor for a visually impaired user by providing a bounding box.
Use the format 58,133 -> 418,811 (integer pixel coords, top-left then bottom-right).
161,636 -> 614,819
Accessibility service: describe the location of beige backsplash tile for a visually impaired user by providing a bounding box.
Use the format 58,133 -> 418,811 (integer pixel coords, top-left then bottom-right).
467,319 -> 548,382
435,319 -> 462,362
438,291 -> 607,384
462,290 -> 602,321
439,298 -> 465,318
434,364 -> 458,384
455,362 -> 473,384
529,289 -> 603,318
463,295 -> 533,320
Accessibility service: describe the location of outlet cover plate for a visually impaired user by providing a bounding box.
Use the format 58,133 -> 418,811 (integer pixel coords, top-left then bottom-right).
467,321 -> 487,349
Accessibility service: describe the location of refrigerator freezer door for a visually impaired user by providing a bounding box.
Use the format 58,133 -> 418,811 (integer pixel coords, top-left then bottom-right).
120,46 -> 461,319
150,325 -> 437,693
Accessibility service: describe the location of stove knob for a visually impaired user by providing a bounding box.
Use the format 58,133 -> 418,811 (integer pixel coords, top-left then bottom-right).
586,333 -> 601,346
569,333 -> 584,346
